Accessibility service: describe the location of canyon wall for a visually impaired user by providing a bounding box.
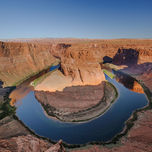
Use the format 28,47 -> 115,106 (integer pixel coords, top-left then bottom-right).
0,41 -> 57,86
0,39 -> 152,87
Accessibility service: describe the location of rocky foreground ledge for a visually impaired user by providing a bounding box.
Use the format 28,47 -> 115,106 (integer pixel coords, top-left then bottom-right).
0,82 -> 66,152
0,75 -> 152,152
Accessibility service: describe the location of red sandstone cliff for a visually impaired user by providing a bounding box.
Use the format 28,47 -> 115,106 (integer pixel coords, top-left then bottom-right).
0,41 -> 57,86
0,39 -> 152,87
0,39 -> 152,152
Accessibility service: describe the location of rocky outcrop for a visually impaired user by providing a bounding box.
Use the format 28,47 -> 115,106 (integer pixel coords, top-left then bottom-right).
0,41 -> 58,86
35,81 -> 117,122
112,48 -> 152,66
0,116 -> 30,139
0,135 -> 66,152
60,47 -> 104,86
0,81 -> 65,152
34,69 -> 105,92
1,39 -> 152,87
45,140 -> 65,152
112,48 -> 139,66
0,38 -> 152,151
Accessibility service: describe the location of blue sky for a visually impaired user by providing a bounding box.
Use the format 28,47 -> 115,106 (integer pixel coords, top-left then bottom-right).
0,0 -> 152,39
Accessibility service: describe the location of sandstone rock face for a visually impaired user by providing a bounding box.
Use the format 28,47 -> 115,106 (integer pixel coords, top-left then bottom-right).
45,140 -> 65,152
35,81 -> 117,122
112,48 -> 139,66
0,39 -> 152,87
34,69 -> 105,92
0,41 -> 57,86
35,82 -> 105,113
0,80 -> 64,152
0,116 -> 30,139
0,39 -> 152,151
60,49 -> 104,86
0,135 -> 51,152
112,48 -> 152,66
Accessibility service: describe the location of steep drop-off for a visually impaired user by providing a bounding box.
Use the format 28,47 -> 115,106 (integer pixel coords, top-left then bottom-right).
0,41 -> 58,86
0,39 -> 152,87
0,39 -> 152,151
35,81 -> 117,122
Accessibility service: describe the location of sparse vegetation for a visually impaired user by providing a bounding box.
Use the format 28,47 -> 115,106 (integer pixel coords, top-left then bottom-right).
103,63 -> 126,71
0,94 -> 16,120
103,69 -> 115,79
31,63 -> 60,87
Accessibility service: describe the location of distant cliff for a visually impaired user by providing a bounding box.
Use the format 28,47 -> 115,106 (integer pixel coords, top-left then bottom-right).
0,39 -> 152,86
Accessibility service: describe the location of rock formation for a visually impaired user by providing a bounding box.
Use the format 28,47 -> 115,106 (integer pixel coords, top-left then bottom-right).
0,41 -> 57,86
35,81 -> 117,122
0,83 -> 65,152
0,38 -> 152,151
0,39 -> 152,87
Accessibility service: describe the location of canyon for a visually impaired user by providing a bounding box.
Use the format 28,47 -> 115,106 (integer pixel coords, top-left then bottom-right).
0,38 -> 152,151
0,39 -> 152,87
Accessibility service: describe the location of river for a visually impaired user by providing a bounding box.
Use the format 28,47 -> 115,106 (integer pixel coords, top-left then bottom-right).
12,71 -> 148,145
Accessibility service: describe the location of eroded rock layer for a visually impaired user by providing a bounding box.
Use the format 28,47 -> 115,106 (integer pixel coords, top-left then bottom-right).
0,39 -> 152,151
35,81 -> 117,122
0,39 -> 152,87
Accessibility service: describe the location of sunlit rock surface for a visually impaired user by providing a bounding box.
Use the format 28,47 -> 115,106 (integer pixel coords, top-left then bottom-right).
35,81 -> 117,122
0,39 -> 152,87
0,38 -> 152,151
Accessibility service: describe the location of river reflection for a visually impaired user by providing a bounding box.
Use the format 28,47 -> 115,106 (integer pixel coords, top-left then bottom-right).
113,70 -> 144,94
9,70 -> 148,144
10,70 -> 145,107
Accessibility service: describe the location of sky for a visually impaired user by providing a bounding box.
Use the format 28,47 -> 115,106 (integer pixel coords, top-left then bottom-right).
0,0 -> 152,39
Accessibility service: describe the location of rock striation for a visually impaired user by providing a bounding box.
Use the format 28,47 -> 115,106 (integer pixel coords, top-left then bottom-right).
35,81 -> 117,122
0,41 -> 57,86
0,39 -> 152,87
0,38 -> 152,151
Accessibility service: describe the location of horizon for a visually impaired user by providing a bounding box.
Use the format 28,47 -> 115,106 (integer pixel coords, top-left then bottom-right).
0,0 -> 152,39
1,37 -> 152,41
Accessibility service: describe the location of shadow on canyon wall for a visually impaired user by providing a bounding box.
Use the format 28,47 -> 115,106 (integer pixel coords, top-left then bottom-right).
112,48 -> 139,67
103,48 -> 152,93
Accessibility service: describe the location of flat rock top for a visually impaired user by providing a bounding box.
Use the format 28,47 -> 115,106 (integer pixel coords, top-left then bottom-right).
35,69 -> 105,92
35,82 -> 105,113
35,70 -> 72,92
